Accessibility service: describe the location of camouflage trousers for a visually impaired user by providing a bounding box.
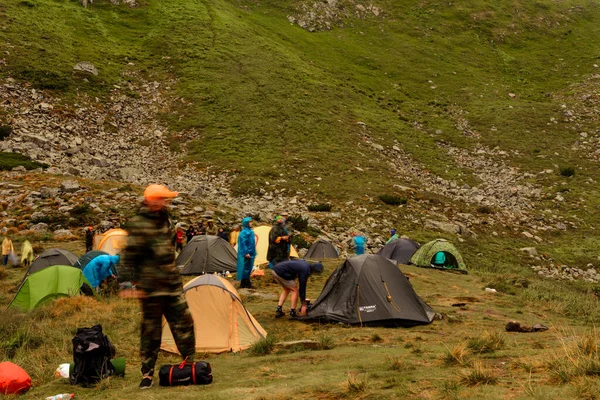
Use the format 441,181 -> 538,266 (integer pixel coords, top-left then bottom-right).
140,294 -> 195,376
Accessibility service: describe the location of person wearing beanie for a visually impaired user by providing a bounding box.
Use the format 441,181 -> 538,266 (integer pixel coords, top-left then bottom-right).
272,259 -> 324,320
119,184 -> 195,390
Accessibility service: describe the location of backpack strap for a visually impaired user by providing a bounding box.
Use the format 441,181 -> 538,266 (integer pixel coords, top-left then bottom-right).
168,365 -> 175,386
192,362 -> 196,385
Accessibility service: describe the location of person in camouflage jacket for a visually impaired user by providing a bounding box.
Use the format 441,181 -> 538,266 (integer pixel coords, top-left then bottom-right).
119,184 -> 195,389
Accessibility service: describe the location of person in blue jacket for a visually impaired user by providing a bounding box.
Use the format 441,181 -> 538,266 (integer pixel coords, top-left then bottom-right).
237,217 -> 256,289
83,254 -> 120,290
352,232 -> 366,255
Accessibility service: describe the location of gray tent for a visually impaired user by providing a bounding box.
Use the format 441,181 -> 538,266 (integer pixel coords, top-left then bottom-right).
177,235 -> 237,275
27,248 -> 79,275
377,238 -> 420,265
304,239 -> 339,260
304,254 -> 435,326
74,250 -> 109,270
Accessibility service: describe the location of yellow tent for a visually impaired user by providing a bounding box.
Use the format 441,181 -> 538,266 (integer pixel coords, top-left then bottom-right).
94,228 -> 128,255
235,225 -> 299,267
161,274 -> 267,354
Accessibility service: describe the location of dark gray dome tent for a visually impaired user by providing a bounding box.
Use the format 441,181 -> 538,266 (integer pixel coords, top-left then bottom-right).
377,238 -> 420,265
74,250 -> 109,270
304,239 -> 339,260
304,254 -> 435,326
27,248 -> 79,275
177,235 -> 237,275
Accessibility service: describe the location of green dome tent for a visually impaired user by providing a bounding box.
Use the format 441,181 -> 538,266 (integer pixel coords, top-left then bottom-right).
8,265 -> 92,311
409,239 -> 467,274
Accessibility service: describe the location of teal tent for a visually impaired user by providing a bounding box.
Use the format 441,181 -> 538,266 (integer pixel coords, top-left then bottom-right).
8,265 -> 92,311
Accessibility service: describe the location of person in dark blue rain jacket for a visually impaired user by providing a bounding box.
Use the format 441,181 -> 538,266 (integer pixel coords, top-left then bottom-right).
237,217 -> 256,289
83,254 -> 120,290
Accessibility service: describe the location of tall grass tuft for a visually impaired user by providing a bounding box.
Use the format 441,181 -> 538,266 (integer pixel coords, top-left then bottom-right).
460,361 -> 498,386
378,194 -> 407,206
547,328 -> 600,384
346,373 -> 368,394
249,335 -> 276,356
443,343 -> 471,366
467,331 -> 505,354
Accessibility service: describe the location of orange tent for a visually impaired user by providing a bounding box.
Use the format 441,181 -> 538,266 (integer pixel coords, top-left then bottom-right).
161,275 -> 267,354
94,228 -> 128,255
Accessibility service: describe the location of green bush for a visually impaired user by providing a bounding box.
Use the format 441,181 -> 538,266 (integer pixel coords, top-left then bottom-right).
0,152 -> 47,171
560,166 -> 575,177
0,125 -> 12,140
308,203 -> 332,212
249,336 -> 276,356
287,214 -> 308,231
291,235 -> 310,249
378,195 -> 407,206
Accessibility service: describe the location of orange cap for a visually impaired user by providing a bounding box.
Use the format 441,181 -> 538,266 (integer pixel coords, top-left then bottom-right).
144,184 -> 178,200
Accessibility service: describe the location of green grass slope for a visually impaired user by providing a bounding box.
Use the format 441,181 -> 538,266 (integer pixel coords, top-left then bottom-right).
3,0 -> 600,199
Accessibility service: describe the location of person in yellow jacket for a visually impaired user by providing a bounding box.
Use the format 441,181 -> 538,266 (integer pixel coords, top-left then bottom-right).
20,240 -> 34,268
2,235 -> 14,266
229,225 -> 240,247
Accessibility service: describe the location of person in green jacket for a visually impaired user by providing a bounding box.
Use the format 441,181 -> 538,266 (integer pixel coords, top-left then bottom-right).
119,184 -> 195,390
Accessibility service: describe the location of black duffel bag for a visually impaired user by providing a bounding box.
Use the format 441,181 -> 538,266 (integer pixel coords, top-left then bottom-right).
158,360 -> 213,386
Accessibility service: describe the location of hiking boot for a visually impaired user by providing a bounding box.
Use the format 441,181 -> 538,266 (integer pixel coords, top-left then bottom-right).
289,309 -> 298,320
139,376 -> 153,389
275,309 -> 285,319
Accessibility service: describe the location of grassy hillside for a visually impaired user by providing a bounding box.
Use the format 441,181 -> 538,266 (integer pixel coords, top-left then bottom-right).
3,0 -> 600,198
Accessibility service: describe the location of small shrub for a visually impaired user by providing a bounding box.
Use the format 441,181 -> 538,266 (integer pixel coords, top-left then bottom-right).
467,331 -> 505,354
249,336 -> 276,356
347,373 -> 367,394
370,333 -> 383,343
460,361 -> 498,386
443,343 -> 470,366
307,203 -> 332,212
476,205 -> 493,214
560,166 -> 575,177
378,194 -> 407,206
0,152 -> 47,171
286,214 -> 308,231
0,125 -> 12,140
291,235 -> 310,249
306,226 -> 322,237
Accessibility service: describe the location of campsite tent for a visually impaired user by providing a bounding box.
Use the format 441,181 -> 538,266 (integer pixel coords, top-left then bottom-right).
177,235 -> 237,275
304,254 -> 435,326
304,239 -> 339,260
236,225 -> 299,267
94,228 -> 128,255
9,265 -> 92,311
409,239 -> 467,273
161,274 -> 267,353
74,250 -> 108,270
377,238 -> 420,265
27,248 -> 79,275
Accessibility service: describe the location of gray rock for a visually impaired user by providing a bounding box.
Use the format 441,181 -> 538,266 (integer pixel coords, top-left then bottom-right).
30,222 -> 49,231
31,211 -> 46,222
520,247 -> 538,257
425,219 -> 461,235
60,180 -> 80,193
74,61 -> 99,76
53,229 -> 73,238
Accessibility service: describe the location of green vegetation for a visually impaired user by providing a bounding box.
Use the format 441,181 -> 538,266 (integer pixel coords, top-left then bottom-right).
560,166 -> 576,177
378,194 -> 408,206
307,203 -> 332,212
0,125 -> 12,140
0,152 -> 47,171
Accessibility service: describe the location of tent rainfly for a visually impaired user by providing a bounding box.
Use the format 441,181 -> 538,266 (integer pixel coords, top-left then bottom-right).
304,239 -> 339,260
376,238 -> 420,265
409,239 -> 467,273
27,248 -> 79,276
161,274 -> 267,353
9,265 -> 92,311
177,235 -> 237,275
304,254 -> 436,326
74,250 -> 109,270
94,228 -> 128,255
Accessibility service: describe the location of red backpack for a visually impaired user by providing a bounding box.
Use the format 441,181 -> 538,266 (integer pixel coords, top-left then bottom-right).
0,362 -> 32,395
